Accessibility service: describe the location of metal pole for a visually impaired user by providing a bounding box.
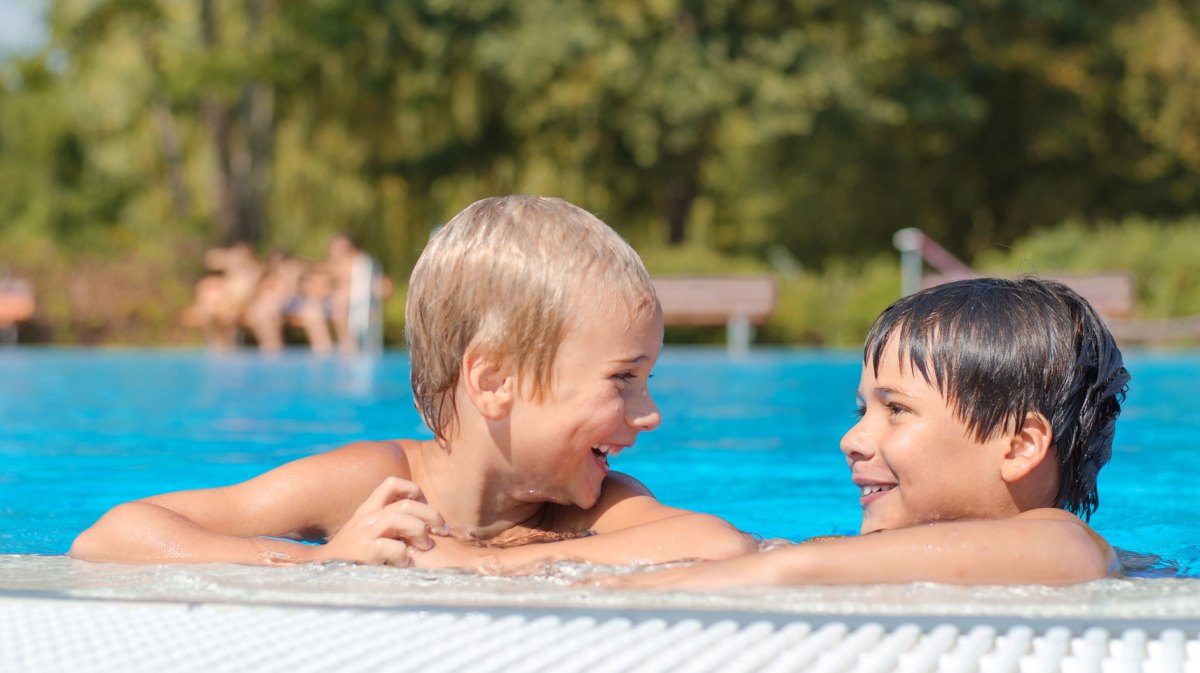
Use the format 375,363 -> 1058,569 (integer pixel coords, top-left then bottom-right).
726,314 -> 752,358
893,228 -> 925,296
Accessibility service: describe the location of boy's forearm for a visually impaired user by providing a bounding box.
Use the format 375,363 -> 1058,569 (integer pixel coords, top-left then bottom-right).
764,519 -> 1111,585
433,513 -> 755,570
68,502 -> 319,565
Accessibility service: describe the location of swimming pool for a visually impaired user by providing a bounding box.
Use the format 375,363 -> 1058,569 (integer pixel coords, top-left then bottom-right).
4,348 -> 1200,672
0,347 -> 1195,577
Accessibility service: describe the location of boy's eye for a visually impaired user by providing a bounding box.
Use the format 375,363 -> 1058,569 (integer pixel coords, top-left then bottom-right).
886,402 -> 908,416
852,406 -> 866,419
613,372 -> 636,382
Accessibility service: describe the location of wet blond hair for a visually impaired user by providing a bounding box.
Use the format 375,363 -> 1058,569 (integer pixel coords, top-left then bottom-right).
405,196 -> 658,441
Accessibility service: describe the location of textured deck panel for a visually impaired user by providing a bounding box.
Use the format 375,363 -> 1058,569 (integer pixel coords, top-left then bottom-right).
2,597 -> 1198,673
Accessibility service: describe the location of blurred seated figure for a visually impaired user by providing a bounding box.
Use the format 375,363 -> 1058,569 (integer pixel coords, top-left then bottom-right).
285,233 -> 391,354
0,276 -> 35,345
242,252 -> 308,353
282,261 -> 337,354
182,237 -> 391,354
180,243 -> 263,349
344,239 -> 394,353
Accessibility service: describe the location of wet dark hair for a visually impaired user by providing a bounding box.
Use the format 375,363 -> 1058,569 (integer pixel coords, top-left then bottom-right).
863,277 -> 1130,520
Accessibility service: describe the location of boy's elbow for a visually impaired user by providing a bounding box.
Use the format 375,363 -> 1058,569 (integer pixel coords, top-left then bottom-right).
1062,542 -> 1114,584
67,502 -> 147,562
1042,522 -> 1115,585
687,515 -> 758,561
1051,551 -> 1110,585
67,525 -> 105,562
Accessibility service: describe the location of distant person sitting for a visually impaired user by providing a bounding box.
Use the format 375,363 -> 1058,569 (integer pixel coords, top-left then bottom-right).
0,275 -> 36,344
285,233 -> 392,354
242,252 -> 309,353
284,262 -> 338,354
180,243 -> 263,349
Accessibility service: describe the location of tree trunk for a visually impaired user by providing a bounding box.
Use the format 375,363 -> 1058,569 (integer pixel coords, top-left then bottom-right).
137,30 -> 190,221
237,0 -> 276,246
200,0 -> 242,244
660,139 -> 707,246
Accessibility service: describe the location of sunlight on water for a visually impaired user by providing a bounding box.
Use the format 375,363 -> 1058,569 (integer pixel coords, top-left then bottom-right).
1,348 -> 1198,584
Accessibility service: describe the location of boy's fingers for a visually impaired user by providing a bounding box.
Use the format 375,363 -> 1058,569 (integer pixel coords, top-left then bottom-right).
379,499 -> 447,536
356,476 -> 425,516
371,509 -> 443,551
370,538 -> 411,567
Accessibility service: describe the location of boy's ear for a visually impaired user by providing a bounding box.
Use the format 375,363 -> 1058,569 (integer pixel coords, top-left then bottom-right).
462,349 -> 515,420
1000,412 -> 1054,483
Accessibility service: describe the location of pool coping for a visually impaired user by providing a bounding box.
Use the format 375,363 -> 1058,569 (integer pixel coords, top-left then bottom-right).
5,589 -> 1200,636
7,586 -> 1200,673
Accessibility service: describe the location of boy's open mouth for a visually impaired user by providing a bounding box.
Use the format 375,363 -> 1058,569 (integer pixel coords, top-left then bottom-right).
591,444 -> 623,465
859,484 -> 894,497
857,483 -> 896,506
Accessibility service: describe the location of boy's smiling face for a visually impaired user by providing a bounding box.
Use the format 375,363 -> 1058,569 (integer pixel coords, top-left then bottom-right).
504,295 -> 664,509
841,341 -> 1018,534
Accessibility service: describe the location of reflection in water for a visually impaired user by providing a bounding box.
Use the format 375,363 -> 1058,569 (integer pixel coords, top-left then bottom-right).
1117,547 -> 1188,578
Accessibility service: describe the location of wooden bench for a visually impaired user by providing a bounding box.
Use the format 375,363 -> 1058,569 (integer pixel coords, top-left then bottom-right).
898,229 -> 1138,321
897,228 -> 1155,334
0,278 -> 36,344
651,276 -> 777,354
922,271 -> 1136,321
924,270 -> 1200,342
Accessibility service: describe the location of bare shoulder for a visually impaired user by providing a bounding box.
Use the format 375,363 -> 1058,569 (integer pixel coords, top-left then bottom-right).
556,472 -> 679,533
1014,507 -> 1087,523
599,471 -> 656,500
320,439 -> 413,477
130,439 -> 421,543
1014,507 -> 1118,576
239,439 -> 413,496
593,472 -> 662,515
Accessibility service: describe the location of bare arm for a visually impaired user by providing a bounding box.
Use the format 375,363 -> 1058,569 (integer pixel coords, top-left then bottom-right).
69,441 -> 444,565
412,472 -> 756,570
602,510 -> 1116,589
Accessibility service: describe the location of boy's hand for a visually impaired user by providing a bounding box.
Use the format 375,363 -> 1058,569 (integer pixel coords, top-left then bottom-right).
313,476 -> 449,566
407,535 -> 501,571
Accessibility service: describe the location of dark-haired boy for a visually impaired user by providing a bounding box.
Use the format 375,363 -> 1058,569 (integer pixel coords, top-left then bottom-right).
607,277 -> 1130,587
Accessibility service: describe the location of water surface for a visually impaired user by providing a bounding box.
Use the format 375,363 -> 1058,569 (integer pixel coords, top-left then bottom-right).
0,347 -> 1195,578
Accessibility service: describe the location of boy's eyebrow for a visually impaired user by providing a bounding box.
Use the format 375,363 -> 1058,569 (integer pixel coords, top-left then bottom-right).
874,386 -> 912,399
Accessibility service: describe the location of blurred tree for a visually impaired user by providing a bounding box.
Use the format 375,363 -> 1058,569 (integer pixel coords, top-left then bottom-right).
475,0 -> 856,249
1117,0 -> 1200,181
69,0 -> 191,221
5,0 -> 1200,345
766,0 -> 1184,262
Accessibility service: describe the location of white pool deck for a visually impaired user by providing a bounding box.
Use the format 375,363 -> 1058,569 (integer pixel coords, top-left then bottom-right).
3,556 -> 1199,672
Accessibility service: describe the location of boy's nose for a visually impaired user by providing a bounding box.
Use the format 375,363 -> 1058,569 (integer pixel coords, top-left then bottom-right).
627,392 -> 662,432
839,421 -> 872,463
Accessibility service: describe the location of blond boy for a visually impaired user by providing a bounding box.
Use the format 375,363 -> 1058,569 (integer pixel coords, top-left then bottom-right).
71,196 -> 754,568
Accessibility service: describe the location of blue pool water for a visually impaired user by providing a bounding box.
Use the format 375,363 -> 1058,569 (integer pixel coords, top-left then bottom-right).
0,347 -> 1196,577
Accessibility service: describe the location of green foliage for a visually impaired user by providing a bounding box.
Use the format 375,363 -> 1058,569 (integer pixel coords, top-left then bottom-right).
0,226 -> 200,345
637,245 -> 899,346
1116,0 -> 1200,176
758,255 -> 900,346
4,1 -> 1200,345
638,244 -> 771,276
978,217 -> 1200,318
